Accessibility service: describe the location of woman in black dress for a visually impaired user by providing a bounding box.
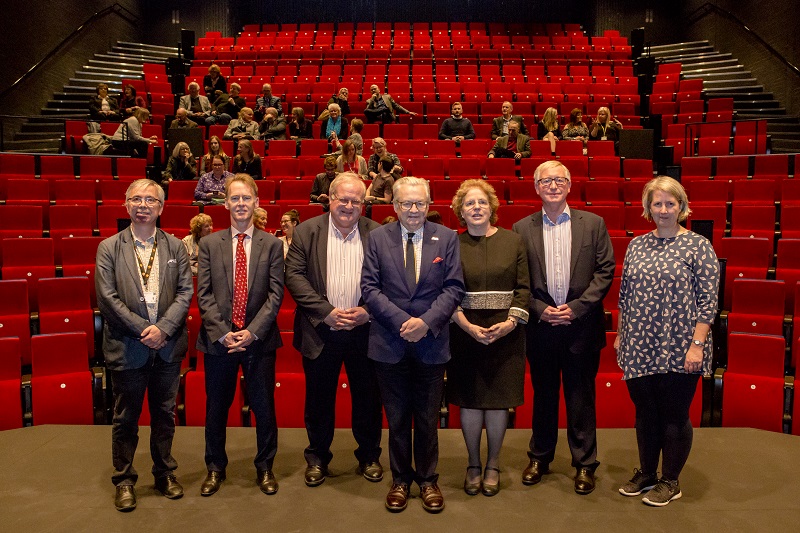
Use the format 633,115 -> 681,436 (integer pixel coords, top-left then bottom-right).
449,179 -> 530,496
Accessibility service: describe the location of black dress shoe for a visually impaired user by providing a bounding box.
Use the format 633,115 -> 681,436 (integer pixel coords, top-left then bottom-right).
114,485 -> 136,512
200,471 -> 225,497
385,483 -> 409,512
304,465 -> 328,487
358,461 -> 384,482
481,467 -> 500,497
522,459 -> 548,485
257,469 -> 278,495
155,473 -> 184,499
574,467 -> 596,495
463,466 -> 482,496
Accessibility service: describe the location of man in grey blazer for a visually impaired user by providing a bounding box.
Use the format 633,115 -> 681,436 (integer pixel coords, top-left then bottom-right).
285,173 -> 384,487
96,178 -> 193,512
488,120 -> 532,159
512,160 -> 614,495
178,82 -> 212,125
196,173 -> 284,497
491,101 -> 529,139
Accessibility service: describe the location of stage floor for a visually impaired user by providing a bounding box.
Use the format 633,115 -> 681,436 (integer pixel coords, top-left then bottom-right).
0,426 -> 798,532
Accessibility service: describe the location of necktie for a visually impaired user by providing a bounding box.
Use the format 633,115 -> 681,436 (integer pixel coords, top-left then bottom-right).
405,233 -> 416,291
232,233 -> 247,330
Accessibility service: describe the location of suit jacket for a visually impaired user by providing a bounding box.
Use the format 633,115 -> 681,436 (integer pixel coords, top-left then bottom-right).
179,94 -> 212,114
512,208 -> 614,354
96,228 -> 193,371
491,115 -> 529,139
489,133 -> 532,158
285,214 -> 381,359
196,227 -> 284,356
364,94 -> 410,120
361,221 -> 465,365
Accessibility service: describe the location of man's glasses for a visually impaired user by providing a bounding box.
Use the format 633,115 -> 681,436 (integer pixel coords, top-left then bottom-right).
332,196 -> 363,207
396,201 -> 428,211
537,177 -> 570,187
127,196 -> 161,207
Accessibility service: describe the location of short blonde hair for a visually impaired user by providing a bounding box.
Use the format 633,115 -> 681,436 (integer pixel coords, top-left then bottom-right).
641,176 -> 691,222
451,179 -> 500,226
230,82 -> 241,93
189,213 -> 213,238
225,173 -> 258,197
208,64 -> 221,74
126,179 -> 164,203
533,160 -> 572,182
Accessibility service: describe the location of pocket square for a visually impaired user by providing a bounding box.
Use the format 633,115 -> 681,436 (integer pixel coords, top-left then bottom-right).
167,259 -> 177,264
433,256 -> 443,264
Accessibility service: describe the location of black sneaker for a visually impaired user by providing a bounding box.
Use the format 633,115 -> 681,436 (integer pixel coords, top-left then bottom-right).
618,468 -> 657,496
642,478 -> 682,506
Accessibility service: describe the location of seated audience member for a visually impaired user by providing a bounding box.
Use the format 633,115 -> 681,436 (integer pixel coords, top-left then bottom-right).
327,87 -> 351,116
562,108 -> 590,151
367,137 -> 403,179
194,155 -> 233,202
223,107 -> 259,140
253,207 -> 268,231
381,215 -> 397,225
208,83 -> 246,126
310,155 -> 338,207
278,209 -> 300,258
203,63 -> 227,99
439,102 -> 475,142
366,157 -> 397,205
90,83 -> 121,122
118,84 -> 147,119
170,108 -> 198,129
259,107 -> 287,140
182,213 -> 213,275
288,107 -> 314,140
320,103 -> 349,148
426,210 -> 444,225
488,120 -> 531,159
108,108 -> 156,158
201,135 -> 230,174
336,139 -> 368,178
179,82 -> 212,124
231,139 -> 262,180
588,106 -> 623,153
331,118 -> 364,156
538,107 -> 563,154
363,84 -> 417,124
162,142 -> 197,186
491,101 -> 528,139
254,83 -> 282,121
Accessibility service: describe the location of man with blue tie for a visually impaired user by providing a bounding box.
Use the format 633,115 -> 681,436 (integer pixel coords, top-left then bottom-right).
196,173 -> 285,497
361,176 -> 465,513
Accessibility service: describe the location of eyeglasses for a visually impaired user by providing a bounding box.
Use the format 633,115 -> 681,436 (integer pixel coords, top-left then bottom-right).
537,177 -> 570,187
228,195 -> 254,204
396,201 -> 428,211
332,196 -> 363,207
127,196 -> 161,207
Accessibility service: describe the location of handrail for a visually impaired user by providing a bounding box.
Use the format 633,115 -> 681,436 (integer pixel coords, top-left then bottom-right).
686,2 -> 800,79
0,3 -> 139,100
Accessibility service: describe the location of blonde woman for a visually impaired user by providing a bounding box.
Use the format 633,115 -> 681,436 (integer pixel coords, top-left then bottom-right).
589,107 -> 623,153
203,63 -> 227,98
232,138 -> 262,180
537,107 -> 562,154
182,213 -> 213,275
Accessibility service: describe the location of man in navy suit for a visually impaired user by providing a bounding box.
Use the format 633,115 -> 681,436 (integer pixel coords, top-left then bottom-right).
361,177 -> 465,513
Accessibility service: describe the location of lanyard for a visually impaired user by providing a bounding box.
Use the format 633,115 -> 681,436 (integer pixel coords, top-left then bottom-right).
134,235 -> 158,290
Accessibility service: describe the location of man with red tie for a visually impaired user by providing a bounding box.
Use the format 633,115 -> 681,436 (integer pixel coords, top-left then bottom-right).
196,173 -> 285,497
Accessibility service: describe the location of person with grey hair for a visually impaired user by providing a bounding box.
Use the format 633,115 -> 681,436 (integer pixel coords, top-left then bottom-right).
170,108 -> 198,129
95,178 -> 193,511
285,172 -> 385,488
259,107 -> 287,140
491,101 -> 528,140
367,137 -> 403,179
208,83 -> 246,126
320,102 -> 349,143
361,176 -> 465,513
255,83 -> 282,121
487,120 -> 531,159
162,142 -> 197,186
179,82 -> 212,124
223,107 -> 259,141
109,108 -> 157,158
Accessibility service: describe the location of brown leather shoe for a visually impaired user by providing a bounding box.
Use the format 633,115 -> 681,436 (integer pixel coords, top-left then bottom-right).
200,471 -> 225,496
257,469 -> 279,495
574,467 -> 596,495
420,483 -> 444,513
304,465 -> 328,487
385,483 -> 409,512
114,485 -> 136,512
358,461 -> 384,482
154,473 -> 184,499
522,459 -> 548,485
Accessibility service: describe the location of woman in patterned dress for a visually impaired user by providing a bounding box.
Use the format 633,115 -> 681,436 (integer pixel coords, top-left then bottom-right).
615,176 -> 719,506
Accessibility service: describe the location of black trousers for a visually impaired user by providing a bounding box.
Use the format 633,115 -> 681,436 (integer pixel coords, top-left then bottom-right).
204,349 -> 277,473
528,343 -> 601,469
110,353 -> 182,486
626,372 -> 700,480
364,108 -> 394,124
302,329 -> 382,467
374,348 -> 446,487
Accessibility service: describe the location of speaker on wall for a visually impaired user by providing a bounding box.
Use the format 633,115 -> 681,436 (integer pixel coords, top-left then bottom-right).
181,29 -> 195,60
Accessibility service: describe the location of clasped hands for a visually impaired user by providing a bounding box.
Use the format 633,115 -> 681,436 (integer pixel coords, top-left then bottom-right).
466,320 -> 515,345
324,307 -> 370,331
400,317 -> 429,342
140,325 -> 167,350
540,304 -> 575,326
223,329 -> 255,353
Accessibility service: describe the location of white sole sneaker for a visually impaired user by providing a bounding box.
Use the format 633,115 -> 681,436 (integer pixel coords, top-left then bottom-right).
642,490 -> 682,506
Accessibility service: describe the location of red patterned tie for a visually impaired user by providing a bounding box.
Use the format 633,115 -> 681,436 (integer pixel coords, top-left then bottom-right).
232,233 -> 248,330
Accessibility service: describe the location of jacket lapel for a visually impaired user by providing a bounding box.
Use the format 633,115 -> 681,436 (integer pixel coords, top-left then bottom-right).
570,210 -> 585,275
416,222 -> 438,294
530,212 -> 547,276
316,216 -> 330,287
248,229 -> 263,290
387,222 -> 409,293
222,229 -> 234,296
120,229 -> 145,299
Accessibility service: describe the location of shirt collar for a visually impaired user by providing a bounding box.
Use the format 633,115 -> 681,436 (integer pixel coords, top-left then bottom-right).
542,205 -> 571,226
401,223 -> 424,240
131,226 -> 157,245
329,215 -> 358,241
231,225 -> 255,239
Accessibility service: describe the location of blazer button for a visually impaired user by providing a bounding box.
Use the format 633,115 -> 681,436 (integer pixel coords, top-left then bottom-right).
140,297 -> 145,302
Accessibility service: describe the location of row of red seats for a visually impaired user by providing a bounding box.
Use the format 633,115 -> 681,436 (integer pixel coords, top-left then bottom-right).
236,22 -> 595,35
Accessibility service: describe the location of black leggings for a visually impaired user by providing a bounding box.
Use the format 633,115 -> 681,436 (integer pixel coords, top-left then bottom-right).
626,372 -> 699,480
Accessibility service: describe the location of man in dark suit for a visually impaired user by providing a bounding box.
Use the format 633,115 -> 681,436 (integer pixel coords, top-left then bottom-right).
196,173 -> 285,497
361,177 -> 465,513
363,84 -> 418,124
95,178 -> 193,512
512,160 -> 614,495
491,101 -> 529,140
285,173 -> 384,487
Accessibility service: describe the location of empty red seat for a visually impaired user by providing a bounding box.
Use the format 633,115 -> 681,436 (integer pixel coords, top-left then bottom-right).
1,238 -> 55,311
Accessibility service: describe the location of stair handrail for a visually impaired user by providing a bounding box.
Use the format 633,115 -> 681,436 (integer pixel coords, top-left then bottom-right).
686,2 -> 800,79
0,3 -> 140,100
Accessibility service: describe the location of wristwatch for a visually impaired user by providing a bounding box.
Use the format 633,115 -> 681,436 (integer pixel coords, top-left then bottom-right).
691,339 -> 705,347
